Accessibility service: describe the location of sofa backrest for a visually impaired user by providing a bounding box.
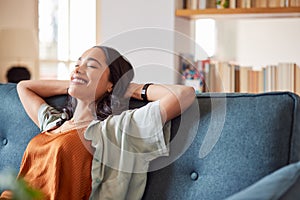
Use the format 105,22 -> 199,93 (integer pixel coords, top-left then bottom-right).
1,83 -> 300,199
0,83 -> 66,174
142,92 -> 300,200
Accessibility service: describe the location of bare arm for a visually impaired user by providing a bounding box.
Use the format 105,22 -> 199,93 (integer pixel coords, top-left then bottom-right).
17,80 -> 70,127
127,83 -> 196,124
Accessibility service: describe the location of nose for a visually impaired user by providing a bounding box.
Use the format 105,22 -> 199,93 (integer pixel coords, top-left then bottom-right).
74,66 -> 81,74
74,64 -> 85,74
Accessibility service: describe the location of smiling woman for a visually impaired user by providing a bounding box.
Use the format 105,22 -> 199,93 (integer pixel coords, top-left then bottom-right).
0,46 -> 195,200
69,47 -> 114,104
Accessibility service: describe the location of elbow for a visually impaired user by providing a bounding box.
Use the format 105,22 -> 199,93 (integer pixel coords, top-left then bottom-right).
16,80 -> 32,96
160,85 -> 196,122
184,86 -> 196,105
16,80 -> 28,91
178,86 -> 196,112
16,80 -> 25,93
17,80 -> 29,88
186,86 -> 196,97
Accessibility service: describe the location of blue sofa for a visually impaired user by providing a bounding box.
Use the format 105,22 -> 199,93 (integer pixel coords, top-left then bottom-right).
1,83 -> 300,199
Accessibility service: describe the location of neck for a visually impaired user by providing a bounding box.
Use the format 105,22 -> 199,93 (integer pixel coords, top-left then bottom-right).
72,100 -> 96,123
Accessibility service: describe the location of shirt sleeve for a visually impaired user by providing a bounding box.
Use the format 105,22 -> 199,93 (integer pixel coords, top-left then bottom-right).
121,100 -> 171,161
85,101 -> 171,199
38,103 -> 63,132
85,100 -> 171,162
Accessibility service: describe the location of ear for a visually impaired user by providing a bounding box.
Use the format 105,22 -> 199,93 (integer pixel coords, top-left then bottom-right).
107,82 -> 113,93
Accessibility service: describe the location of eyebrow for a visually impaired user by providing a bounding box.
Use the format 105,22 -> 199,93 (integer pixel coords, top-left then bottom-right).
78,57 -> 103,67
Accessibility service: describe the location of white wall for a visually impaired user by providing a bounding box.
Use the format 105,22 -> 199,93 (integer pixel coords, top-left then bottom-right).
0,0 -> 37,29
214,19 -> 238,62
97,0 -> 176,84
0,0 -> 38,82
236,18 -> 300,68
215,18 -> 300,69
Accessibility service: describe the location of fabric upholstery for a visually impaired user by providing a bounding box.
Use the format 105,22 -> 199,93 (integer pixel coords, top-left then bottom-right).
1,83 -> 300,199
0,83 -> 66,172
225,161 -> 300,200
142,92 -> 300,200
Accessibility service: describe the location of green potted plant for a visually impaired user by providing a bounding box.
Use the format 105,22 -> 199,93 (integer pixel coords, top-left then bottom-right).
0,170 -> 43,200
216,0 -> 230,8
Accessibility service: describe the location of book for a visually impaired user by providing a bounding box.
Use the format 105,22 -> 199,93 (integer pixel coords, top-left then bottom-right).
248,70 -> 260,93
276,62 -> 299,92
290,0 -> 300,6
177,0 -> 184,9
268,0 -> 286,7
239,66 -> 252,93
198,0 -> 207,9
230,0 -> 236,8
206,0 -> 217,8
185,0 -> 198,9
239,0 -> 251,8
295,64 -> 300,95
252,0 -> 268,8
178,53 -> 299,95
229,63 -> 236,92
277,63 -> 290,92
207,61 -> 235,92
257,69 -> 264,93
219,62 -> 232,92
233,64 -> 240,92
182,0 -> 187,9
265,65 -> 277,92
207,62 -> 218,92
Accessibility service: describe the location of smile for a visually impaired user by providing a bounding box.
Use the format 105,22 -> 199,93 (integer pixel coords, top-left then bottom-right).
71,77 -> 88,85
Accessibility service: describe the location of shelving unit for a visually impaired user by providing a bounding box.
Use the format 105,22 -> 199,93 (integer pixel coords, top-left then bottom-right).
176,7 -> 300,19
175,5 -> 300,94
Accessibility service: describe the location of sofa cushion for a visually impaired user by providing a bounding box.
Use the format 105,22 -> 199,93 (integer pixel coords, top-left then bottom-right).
225,161 -> 300,200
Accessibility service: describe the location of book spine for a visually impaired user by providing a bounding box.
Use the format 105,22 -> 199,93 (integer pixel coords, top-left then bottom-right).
240,0 -> 251,8
253,0 -> 268,8
230,0 -> 237,8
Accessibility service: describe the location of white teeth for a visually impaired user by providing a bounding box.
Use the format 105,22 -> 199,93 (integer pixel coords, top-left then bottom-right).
72,78 -> 86,84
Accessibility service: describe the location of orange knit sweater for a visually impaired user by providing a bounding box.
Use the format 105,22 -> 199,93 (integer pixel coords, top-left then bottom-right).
0,127 -> 93,200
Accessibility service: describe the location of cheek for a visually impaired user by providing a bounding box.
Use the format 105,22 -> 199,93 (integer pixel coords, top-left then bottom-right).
95,84 -> 106,98
94,72 -> 111,99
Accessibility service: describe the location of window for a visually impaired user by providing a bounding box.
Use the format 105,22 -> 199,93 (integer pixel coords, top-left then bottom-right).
38,0 -> 96,79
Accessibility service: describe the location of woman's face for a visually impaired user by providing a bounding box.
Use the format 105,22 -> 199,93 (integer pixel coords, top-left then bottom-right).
68,47 -> 113,102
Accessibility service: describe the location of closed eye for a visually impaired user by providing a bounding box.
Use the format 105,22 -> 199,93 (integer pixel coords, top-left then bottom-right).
87,65 -> 97,69
76,57 -> 102,69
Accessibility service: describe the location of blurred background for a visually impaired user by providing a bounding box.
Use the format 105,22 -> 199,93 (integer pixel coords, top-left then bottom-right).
0,0 -> 299,90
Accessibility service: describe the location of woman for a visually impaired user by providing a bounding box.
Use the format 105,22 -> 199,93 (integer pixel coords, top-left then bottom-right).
0,46 -> 195,200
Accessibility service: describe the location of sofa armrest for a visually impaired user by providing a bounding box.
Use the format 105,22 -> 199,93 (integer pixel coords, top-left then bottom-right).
225,161 -> 300,200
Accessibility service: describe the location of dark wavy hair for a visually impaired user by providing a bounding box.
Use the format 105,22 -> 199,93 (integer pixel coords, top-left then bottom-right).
56,46 -> 134,126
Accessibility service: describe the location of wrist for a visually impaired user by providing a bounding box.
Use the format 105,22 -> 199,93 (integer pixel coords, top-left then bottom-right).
141,83 -> 153,101
126,83 -> 153,101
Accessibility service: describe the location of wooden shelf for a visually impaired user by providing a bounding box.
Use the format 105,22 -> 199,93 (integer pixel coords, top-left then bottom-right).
176,7 -> 300,19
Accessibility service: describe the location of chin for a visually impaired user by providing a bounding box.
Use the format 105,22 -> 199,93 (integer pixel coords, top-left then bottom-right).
68,87 -> 80,98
